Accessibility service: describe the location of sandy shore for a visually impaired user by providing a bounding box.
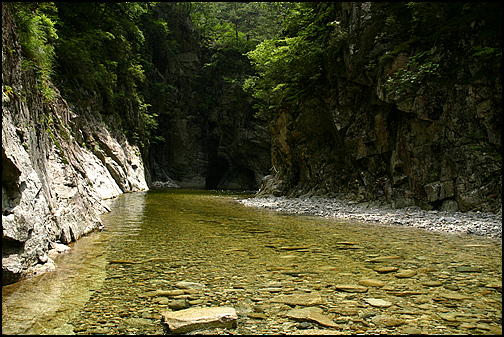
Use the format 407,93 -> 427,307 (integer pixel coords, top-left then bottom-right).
237,196 -> 502,240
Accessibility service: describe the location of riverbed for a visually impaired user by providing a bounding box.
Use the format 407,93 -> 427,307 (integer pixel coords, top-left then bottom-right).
238,196 -> 502,239
2,189 -> 502,335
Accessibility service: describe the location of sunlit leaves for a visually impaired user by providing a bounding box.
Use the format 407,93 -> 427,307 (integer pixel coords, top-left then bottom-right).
245,33 -> 323,114
190,2 -> 284,49
10,2 -> 59,101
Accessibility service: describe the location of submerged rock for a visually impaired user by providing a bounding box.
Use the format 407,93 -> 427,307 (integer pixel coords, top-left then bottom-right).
358,279 -> 385,287
373,266 -> 399,273
270,293 -> 325,306
161,306 -> 238,334
364,298 -> 393,308
371,315 -> 405,327
285,307 -> 341,329
368,256 -> 403,263
175,281 -> 207,290
334,284 -> 368,293
394,269 -> 417,278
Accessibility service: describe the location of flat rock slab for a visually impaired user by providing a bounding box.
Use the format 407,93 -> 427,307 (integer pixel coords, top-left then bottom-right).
286,308 -> 341,329
421,280 -> 443,287
270,293 -> 325,306
161,307 -> 237,334
373,266 -> 399,273
485,282 -> 502,291
334,284 -> 368,293
358,279 -> 385,287
364,298 -> 393,308
438,292 -> 472,300
175,281 -> 206,289
279,246 -> 313,250
455,266 -> 481,272
368,255 -> 403,263
394,269 -> 417,278
371,315 -> 405,327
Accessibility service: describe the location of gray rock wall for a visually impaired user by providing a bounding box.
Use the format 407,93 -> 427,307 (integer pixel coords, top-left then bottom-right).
259,3 -> 502,213
2,4 -> 148,285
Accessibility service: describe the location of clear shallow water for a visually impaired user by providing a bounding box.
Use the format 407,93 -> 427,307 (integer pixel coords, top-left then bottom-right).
2,189 -> 502,335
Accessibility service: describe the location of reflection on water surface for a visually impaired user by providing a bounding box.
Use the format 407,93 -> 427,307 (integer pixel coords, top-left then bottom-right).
2,189 -> 502,335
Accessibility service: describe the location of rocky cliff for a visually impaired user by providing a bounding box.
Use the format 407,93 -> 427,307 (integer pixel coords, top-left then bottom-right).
2,5 -> 148,285
259,3 -> 501,213
145,7 -> 271,190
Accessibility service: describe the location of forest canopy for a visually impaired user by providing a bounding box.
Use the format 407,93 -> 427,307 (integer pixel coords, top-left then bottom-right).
6,2 -> 502,144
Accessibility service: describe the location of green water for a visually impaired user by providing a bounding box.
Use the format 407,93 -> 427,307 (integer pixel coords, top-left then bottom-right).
2,189 -> 502,335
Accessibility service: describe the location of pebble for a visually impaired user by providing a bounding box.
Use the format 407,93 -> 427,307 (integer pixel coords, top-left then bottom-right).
358,279 -> 385,287
394,269 -> 417,278
364,298 -> 393,308
373,267 -> 399,273
371,315 -> 405,327
285,307 -> 341,329
238,196 -> 502,239
368,255 -> 403,263
455,266 -> 481,272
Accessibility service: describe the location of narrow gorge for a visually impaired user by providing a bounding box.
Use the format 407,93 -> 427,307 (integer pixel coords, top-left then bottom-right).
2,1 -> 501,290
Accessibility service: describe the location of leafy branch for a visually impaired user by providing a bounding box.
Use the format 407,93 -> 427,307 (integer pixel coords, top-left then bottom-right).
382,51 -> 441,97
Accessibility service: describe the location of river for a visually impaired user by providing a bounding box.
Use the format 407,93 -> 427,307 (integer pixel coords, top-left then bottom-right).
2,189 -> 502,335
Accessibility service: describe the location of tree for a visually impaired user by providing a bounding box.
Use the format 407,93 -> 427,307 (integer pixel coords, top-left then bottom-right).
244,3 -> 332,115
190,2 -> 285,51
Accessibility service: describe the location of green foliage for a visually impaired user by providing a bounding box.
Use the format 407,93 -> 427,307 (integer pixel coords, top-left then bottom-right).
472,46 -> 502,62
245,36 -> 323,114
191,2 -> 285,50
382,51 -> 441,97
374,2 -> 501,78
188,2 -> 287,119
2,85 -> 15,103
8,1 -> 499,153
51,2 -> 157,146
244,3 -> 333,116
139,102 -> 163,143
10,2 -> 59,102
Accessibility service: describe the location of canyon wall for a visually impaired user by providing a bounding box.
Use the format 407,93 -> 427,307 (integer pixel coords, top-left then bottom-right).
2,5 -> 148,285
145,10 -> 271,190
259,3 -> 502,213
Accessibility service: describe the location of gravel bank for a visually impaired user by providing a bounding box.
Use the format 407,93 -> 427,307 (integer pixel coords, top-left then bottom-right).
238,196 -> 502,240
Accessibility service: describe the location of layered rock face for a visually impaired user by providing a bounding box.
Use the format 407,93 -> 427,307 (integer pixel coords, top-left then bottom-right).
260,3 -> 501,213
2,5 -> 148,284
